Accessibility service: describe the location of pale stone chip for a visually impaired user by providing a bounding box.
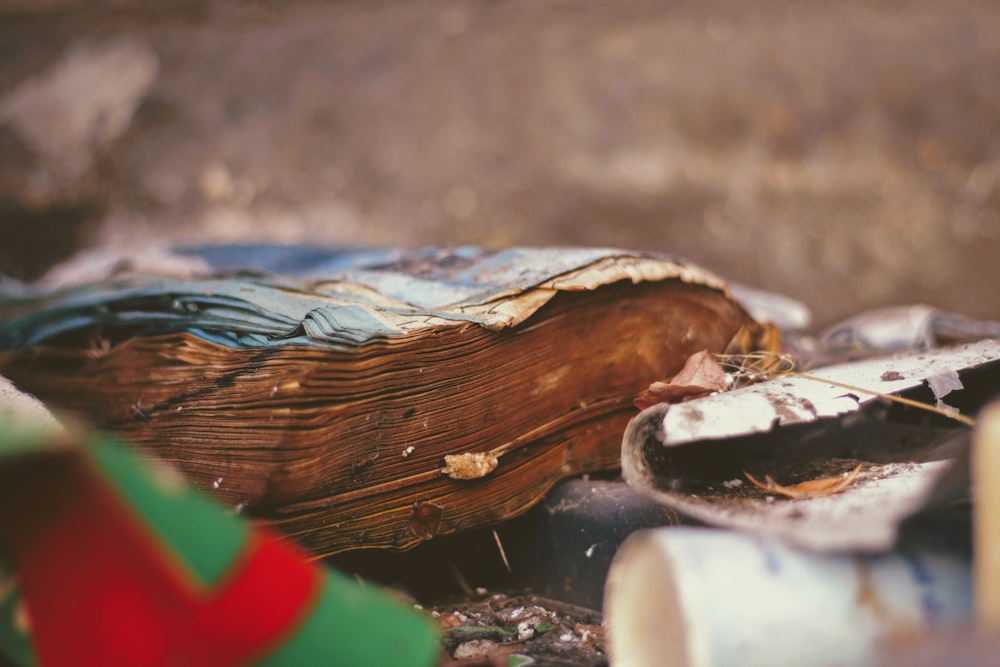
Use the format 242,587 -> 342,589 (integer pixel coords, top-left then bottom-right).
442,452 -> 499,480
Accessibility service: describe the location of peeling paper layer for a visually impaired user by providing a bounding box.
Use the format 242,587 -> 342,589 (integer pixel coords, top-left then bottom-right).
0,246 -> 732,349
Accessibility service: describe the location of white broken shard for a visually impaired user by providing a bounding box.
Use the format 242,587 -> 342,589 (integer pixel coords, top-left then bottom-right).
652,340 -> 999,447
621,339 -> 1000,552
926,367 -> 964,413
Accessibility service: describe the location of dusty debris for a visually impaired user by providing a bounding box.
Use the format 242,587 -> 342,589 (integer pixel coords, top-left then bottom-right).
432,592 -> 607,667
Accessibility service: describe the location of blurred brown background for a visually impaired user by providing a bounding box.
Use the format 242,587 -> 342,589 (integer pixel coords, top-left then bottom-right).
1,0 -> 998,327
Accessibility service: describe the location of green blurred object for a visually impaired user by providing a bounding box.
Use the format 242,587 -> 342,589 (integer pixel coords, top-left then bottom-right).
0,417 -> 440,667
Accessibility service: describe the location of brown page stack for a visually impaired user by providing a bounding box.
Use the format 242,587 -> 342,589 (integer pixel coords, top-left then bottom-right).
0,246 -> 778,555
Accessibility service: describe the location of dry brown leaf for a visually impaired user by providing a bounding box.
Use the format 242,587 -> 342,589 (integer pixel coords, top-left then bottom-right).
408,500 -> 444,539
744,464 -> 864,499
635,349 -> 731,410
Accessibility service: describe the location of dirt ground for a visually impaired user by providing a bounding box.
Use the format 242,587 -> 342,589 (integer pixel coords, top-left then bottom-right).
1,0 -> 999,329
1,3 -> 997,663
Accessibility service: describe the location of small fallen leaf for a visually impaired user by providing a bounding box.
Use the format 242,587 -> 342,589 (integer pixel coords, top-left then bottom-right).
408,500 -> 444,539
635,349 -> 731,409
744,464 -> 864,499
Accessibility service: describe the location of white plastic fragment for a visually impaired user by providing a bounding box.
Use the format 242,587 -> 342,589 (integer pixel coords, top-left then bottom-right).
605,528 -> 971,667
652,339 -> 999,446
926,367 -> 964,412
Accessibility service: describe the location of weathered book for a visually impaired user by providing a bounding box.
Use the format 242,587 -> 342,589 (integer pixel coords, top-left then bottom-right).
0,245 -> 778,556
